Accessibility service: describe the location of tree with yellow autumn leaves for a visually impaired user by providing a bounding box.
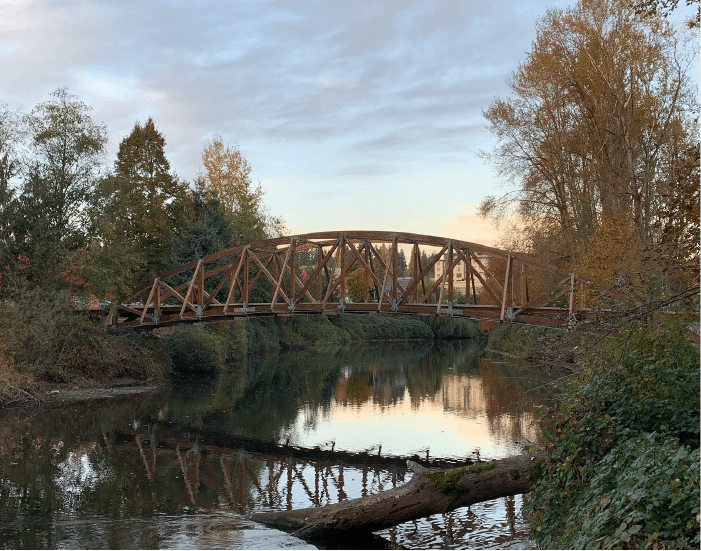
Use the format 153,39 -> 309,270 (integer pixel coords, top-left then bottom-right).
480,0 -> 698,297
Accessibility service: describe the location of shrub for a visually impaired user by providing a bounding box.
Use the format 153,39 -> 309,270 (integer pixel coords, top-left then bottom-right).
329,314 -> 434,340
1,287 -> 120,382
165,326 -> 227,376
208,320 -> 248,361
428,317 -> 480,339
245,317 -> 282,353
108,330 -> 171,380
526,320 -> 700,549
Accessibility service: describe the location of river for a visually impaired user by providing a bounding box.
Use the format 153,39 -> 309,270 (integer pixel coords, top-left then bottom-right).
0,339 -> 555,549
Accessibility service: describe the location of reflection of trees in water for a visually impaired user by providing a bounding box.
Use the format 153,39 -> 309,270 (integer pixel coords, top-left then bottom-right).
0,420 -> 409,550
476,357 -> 541,445
332,340 -> 485,410
0,338 -> 546,551
150,340 -> 491,444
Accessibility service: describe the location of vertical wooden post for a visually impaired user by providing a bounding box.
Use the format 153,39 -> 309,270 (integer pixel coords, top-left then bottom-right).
418,247 -> 426,301
412,243 -> 419,302
470,255 -> 477,305
500,254 -> 513,321
447,241 -> 454,305
154,279 -> 161,324
317,245 -> 323,302
364,242 -> 371,302
339,233 -> 346,306
196,260 -> 204,312
520,262 -> 529,307
391,235 -> 398,307
290,238 -> 296,304
243,248 -> 249,306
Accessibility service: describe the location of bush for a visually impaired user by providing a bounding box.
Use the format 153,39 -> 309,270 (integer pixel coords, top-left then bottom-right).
245,317 -> 282,353
280,315 -> 344,349
428,317 -> 480,339
165,326 -> 227,376
329,314 -> 435,340
208,320 -> 248,361
526,320 -> 700,549
107,330 -> 171,381
1,287 -> 118,382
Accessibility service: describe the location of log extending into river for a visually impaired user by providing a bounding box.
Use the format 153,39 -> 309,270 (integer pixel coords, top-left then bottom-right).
251,452 -> 547,539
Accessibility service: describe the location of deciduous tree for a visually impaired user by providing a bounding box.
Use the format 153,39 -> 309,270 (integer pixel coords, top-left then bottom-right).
11,89 -> 107,287
200,137 -> 284,244
25,88 -> 107,244
480,0 -> 697,277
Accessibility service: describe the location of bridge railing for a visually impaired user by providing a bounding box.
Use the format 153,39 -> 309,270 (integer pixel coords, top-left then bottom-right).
109,231 -> 624,330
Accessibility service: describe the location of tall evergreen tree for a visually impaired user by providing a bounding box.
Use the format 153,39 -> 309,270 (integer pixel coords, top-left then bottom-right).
89,118 -> 190,292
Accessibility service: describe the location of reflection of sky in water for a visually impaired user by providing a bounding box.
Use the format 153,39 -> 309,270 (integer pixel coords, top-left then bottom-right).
284,370 -> 540,461
55,445 -> 106,494
1,347 -> 545,550
14,514 -> 315,550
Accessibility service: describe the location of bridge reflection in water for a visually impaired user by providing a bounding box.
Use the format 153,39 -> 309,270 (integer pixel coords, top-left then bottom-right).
0,343 -> 541,549
105,427 -> 527,548
110,231 -> 623,331
111,431 -> 407,512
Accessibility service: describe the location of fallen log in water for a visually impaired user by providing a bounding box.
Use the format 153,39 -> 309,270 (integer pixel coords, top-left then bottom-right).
110,426 -> 476,470
250,452 -> 546,539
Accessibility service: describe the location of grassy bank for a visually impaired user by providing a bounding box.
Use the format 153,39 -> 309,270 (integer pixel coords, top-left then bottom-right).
0,305 -> 482,401
168,314 -> 481,375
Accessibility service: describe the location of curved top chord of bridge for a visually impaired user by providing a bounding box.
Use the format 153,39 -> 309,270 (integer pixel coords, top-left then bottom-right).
109,231 -> 623,331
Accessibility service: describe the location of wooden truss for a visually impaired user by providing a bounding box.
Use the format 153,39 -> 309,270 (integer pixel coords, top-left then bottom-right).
110,231 -> 624,330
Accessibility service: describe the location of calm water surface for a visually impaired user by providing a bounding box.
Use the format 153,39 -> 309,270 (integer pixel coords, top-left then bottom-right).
0,340 -> 554,549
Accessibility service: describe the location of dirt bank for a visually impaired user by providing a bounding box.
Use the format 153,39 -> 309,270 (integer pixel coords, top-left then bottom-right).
1,377 -> 163,408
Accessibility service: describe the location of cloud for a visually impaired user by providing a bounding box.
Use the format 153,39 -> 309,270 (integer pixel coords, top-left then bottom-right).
0,0 -> 588,236
439,210 -> 502,246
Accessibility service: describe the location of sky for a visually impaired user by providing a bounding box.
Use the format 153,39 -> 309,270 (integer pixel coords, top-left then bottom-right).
1,0 -> 698,246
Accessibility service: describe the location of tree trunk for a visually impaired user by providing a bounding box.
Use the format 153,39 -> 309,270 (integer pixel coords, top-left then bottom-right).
250,452 -> 546,539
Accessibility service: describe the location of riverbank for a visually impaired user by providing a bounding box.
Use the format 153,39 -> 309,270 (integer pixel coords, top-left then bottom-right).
0,313 -> 483,407
485,323 -> 600,376
524,319 -> 700,549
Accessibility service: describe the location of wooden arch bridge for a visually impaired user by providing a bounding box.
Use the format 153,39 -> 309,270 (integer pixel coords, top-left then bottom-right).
109,231 -> 621,330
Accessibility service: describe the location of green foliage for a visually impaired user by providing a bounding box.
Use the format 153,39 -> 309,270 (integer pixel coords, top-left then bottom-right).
89,117 -> 191,287
526,320 -> 700,549
279,315 -> 344,350
0,285 -> 169,383
571,434 -> 699,549
165,326 -> 229,376
329,314 -> 435,341
428,317 -> 480,339
169,190 -> 231,267
244,317 -> 283,354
